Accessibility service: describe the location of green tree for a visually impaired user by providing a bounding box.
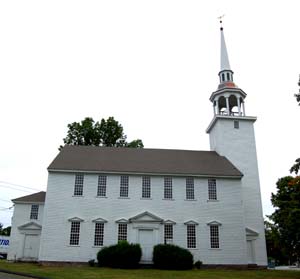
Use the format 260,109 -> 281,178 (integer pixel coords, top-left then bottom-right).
60,116 -> 143,150
295,74 -> 300,105
291,76 -> 300,174
264,219 -> 288,265
0,223 -> 11,236
269,176 -> 300,265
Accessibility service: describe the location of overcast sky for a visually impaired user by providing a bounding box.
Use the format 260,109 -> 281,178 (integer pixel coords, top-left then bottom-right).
0,1 -> 299,227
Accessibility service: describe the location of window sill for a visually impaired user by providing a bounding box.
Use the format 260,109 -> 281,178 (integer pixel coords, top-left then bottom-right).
185,199 -> 197,201
67,245 -> 80,247
92,245 -> 104,248
95,196 -> 108,198
207,199 -> 219,202
118,197 -> 130,199
140,198 -> 152,200
162,198 -> 175,201
72,195 -> 84,198
209,248 -> 222,250
187,247 -> 198,250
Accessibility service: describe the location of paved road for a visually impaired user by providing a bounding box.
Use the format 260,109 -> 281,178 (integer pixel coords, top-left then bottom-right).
0,272 -> 34,279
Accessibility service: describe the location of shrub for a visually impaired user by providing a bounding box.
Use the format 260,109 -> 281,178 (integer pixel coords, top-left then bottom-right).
152,244 -> 193,270
194,260 -> 202,269
97,241 -> 142,268
88,259 -> 95,267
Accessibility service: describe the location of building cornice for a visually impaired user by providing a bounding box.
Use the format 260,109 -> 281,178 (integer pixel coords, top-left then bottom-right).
206,115 -> 257,134
47,169 -> 242,179
209,87 -> 247,102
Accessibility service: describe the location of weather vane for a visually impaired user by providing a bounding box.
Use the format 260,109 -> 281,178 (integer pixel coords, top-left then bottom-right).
218,14 -> 225,30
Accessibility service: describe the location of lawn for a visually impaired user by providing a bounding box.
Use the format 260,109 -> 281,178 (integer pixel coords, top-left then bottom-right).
0,261 -> 299,279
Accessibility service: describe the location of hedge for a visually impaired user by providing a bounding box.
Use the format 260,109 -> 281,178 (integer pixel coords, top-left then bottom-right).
152,244 -> 194,270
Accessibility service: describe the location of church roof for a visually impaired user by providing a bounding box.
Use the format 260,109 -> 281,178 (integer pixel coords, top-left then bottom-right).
48,145 -> 243,178
12,191 -> 46,203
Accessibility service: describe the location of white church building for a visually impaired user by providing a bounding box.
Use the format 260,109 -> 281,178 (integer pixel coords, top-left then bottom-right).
8,26 -> 267,268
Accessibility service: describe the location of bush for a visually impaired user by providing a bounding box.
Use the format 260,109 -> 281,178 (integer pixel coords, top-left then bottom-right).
97,241 -> 142,268
152,244 -> 193,270
194,260 -> 202,269
88,259 -> 95,267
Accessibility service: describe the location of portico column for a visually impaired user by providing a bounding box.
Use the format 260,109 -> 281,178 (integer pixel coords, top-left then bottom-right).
242,101 -> 246,116
237,97 -> 241,116
225,97 -> 230,115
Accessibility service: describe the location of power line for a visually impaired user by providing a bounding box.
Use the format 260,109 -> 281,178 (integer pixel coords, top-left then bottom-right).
0,184 -> 33,193
0,198 -> 12,203
0,181 -> 42,192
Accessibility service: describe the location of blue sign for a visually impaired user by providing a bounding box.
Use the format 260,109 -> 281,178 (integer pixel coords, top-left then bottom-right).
0,239 -> 9,246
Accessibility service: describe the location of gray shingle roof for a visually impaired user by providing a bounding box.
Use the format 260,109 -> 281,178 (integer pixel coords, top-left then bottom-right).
12,191 -> 46,203
48,145 -> 242,178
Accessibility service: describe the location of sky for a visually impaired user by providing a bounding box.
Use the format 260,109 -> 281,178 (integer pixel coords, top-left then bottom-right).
0,1 -> 299,227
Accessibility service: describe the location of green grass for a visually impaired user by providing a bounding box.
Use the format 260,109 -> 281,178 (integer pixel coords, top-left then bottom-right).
0,261 -> 299,279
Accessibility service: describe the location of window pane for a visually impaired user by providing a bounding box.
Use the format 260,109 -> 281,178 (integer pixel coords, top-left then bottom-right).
69,221 -> 80,245
94,223 -> 104,246
164,177 -> 172,199
164,224 -> 173,244
118,224 -> 127,241
210,225 -> 219,248
142,176 -> 151,198
30,205 -> 39,220
74,174 -> 84,196
187,225 -> 196,248
208,179 -> 217,200
120,176 -> 129,197
97,175 -> 107,197
186,177 -> 194,200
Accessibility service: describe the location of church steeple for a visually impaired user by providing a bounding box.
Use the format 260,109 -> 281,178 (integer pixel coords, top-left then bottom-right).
219,25 -> 234,86
209,22 -> 247,117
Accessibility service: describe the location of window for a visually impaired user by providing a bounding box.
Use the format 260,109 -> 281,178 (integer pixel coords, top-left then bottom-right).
118,224 -> 127,241
187,225 -> 196,248
164,177 -> 172,199
97,175 -> 107,197
226,72 -> 230,81
142,176 -> 151,198
208,179 -> 217,200
210,225 -> 220,248
94,223 -> 104,246
234,120 -> 239,129
164,224 -> 173,244
69,221 -> 80,245
74,173 -> 84,196
120,175 -> 129,197
222,73 -> 225,82
30,204 -> 39,219
186,177 -> 195,200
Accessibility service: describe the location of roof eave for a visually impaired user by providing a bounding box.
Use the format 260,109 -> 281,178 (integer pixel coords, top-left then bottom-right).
48,168 -> 242,179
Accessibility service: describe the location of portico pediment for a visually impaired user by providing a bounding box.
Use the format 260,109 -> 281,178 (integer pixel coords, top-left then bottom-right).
246,227 -> 259,237
18,222 -> 42,231
129,211 -> 163,223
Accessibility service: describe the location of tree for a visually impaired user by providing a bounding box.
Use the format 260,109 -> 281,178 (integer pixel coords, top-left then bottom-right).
295,74 -> 300,105
60,116 -> 143,150
269,176 -> 300,265
0,223 -> 11,236
291,76 -> 300,174
265,219 -> 289,265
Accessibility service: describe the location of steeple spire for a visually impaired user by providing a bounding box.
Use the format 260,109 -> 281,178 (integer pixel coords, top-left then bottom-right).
217,19 -> 235,87
207,20 -> 248,117
220,26 -> 231,71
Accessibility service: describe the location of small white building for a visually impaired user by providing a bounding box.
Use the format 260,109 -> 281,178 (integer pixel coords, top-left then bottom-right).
8,191 -> 45,261
8,26 -> 267,267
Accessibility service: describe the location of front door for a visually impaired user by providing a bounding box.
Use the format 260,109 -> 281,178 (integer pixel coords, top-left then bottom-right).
23,234 -> 40,260
138,229 -> 154,262
247,240 -> 255,264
